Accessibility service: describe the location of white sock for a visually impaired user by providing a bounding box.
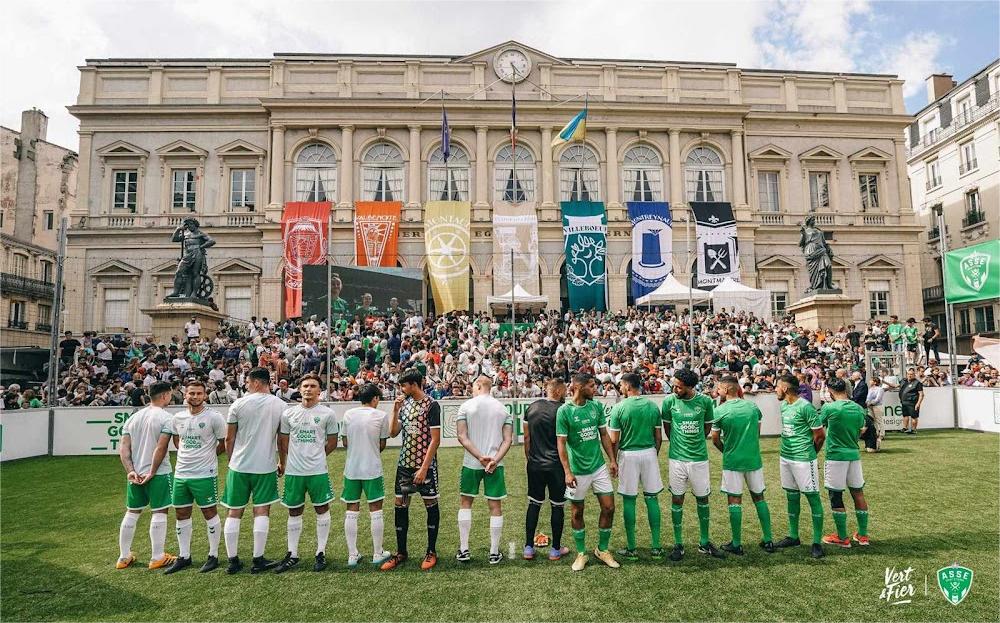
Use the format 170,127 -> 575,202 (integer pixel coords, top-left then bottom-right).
176,518 -> 193,558
149,513 -> 168,561
287,515 -> 303,558
224,517 -> 240,559
119,512 -> 139,559
206,515 -> 221,557
344,511 -> 360,557
370,510 -> 385,556
316,511 -> 331,556
489,515 -> 504,555
252,516 -> 269,558
458,508 -> 473,551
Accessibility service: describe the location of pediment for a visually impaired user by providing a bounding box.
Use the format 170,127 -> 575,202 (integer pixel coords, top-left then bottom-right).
748,144 -> 792,160
452,40 -> 569,66
849,146 -> 892,162
756,254 -> 800,269
96,140 -> 149,159
858,254 -> 903,269
150,260 -> 179,276
798,145 -> 843,161
90,259 -> 141,277
830,255 -> 851,268
216,139 -> 266,157
214,258 -> 261,274
156,139 -> 208,158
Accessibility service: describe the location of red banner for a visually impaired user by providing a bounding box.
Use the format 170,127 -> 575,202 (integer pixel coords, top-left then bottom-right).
282,202 -> 331,319
354,201 -> 401,267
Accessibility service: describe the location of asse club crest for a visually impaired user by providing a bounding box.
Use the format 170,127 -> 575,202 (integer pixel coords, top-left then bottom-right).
937,563 -> 973,605
959,251 -> 989,292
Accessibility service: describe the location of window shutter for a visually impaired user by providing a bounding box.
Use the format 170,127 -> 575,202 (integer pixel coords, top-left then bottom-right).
908,122 -> 919,147
938,98 -> 953,128
974,77 -> 990,106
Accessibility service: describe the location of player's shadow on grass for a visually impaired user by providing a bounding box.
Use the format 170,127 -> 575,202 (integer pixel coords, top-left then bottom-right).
870,447 -> 913,454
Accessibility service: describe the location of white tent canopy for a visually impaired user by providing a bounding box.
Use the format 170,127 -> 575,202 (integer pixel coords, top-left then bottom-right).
711,277 -> 772,320
635,274 -> 712,305
487,283 -> 549,313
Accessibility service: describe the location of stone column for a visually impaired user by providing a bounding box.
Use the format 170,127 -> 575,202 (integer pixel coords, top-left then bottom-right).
668,129 -> 683,207
730,129 -> 749,220
336,125 -> 354,222
605,127 -> 624,221
267,125 -> 285,221
406,125 -> 422,221
608,274 -> 628,312
75,131 -> 93,218
472,274 -> 492,313
893,138 -> 914,224
474,126 -> 490,220
541,274 -> 561,308
541,126 -> 556,219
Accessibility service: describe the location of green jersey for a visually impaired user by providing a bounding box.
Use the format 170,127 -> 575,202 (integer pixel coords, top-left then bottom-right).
555,400 -> 607,476
887,322 -> 904,343
779,398 -> 822,461
660,393 -> 714,462
903,325 -> 918,344
710,398 -> 763,471
819,400 -> 865,461
608,396 -> 659,451
331,297 -> 349,318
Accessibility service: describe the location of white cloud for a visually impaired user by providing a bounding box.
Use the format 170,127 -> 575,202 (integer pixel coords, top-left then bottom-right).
756,0 -> 873,71
875,31 -> 948,99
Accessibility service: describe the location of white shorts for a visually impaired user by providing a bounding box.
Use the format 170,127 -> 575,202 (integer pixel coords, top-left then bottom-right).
668,459 -> 710,497
617,448 -> 663,497
824,460 -> 865,491
779,457 -> 820,493
567,464 -> 613,502
720,468 -> 766,496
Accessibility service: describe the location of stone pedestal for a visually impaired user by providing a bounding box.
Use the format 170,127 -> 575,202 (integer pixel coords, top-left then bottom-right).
786,292 -> 860,331
141,301 -> 228,343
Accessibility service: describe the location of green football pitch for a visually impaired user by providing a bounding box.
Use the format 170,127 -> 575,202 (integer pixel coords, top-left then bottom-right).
2,430 -> 997,622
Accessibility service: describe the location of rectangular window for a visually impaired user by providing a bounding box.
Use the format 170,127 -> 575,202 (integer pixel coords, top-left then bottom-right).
112,170 -> 138,212
40,261 -> 52,283
859,174 -> 880,210
623,168 -> 662,202
294,166 -> 337,202
964,190 -> 983,227
11,254 -> 27,277
868,279 -> 889,318
771,291 -> 787,317
685,169 -> 723,202
974,306 -> 996,333
921,118 -> 937,143
224,286 -> 253,322
8,301 -> 27,328
44,211 -> 54,230
103,287 -> 130,330
958,309 -> 971,335
560,168 -> 601,201
428,166 -> 470,202
808,172 -> 830,211
361,166 -> 404,202
757,171 -> 780,212
494,166 -> 535,202
925,160 -> 941,189
959,141 -> 977,174
171,169 -> 197,212
956,95 -> 973,125
229,169 -> 256,211
38,304 -> 52,326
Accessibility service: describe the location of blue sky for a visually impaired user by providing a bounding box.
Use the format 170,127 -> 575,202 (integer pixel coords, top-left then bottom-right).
2,0 -> 998,149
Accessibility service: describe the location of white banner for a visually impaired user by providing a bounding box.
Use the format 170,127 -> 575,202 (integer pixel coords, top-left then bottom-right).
0,409 -> 49,462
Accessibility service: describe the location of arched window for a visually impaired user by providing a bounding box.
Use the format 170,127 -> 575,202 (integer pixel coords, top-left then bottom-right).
623,145 -> 663,202
494,145 -> 535,202
428,145 -> 470,201
294,143 -> 337,202
559,145 -> 600,201
685,146 -> 724,202
362,142 -> 404,202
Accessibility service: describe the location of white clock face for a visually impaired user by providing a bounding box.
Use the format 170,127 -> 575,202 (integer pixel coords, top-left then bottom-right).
494,49 -> 530,83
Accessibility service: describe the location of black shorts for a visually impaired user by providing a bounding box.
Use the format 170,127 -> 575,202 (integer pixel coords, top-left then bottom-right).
394,463 -> 439,499
901,403 -> 919,418
526,465 -> 566,505
907,343 -> 918,352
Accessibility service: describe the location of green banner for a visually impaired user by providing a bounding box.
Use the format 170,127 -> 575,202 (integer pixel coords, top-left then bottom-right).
561,201 -> 607,311
944,240 -> 999,304
498,322 -> 533,336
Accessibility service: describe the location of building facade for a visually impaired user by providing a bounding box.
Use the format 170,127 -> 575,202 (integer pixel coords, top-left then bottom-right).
1,109 -> 78,347
65,41 -> 925,335
907,59 -> 999,354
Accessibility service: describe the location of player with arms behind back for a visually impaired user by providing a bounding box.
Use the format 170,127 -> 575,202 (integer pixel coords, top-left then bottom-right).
522,377 -> 571,561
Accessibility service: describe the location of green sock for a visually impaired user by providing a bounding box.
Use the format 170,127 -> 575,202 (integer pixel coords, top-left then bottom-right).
856,510 -> 869,536
805,492 -> 824,545
696,503 -> 710,547
644,495 -> 662,549
573,528 -> 586,553
754,499 -> 773,543
832,511 -> 848,540
728,504 -> 743,547
597,528 -> 612,552
785,491 -> 801,540
671,504 -> 683,545
622,495 -> 637,550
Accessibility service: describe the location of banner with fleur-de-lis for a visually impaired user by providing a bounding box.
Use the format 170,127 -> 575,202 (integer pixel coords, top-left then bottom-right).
561,201 -> 607,311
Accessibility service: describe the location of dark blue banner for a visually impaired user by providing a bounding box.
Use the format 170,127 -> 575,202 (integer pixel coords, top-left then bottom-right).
627,201 -> 672,300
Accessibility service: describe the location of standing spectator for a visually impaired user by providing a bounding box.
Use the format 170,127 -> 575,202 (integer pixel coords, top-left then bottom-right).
59,331 -> 82,366
903,318 -> 919,365
886,316 -> 905,355
184,316 -> 202,341
863,378 -> 884,453
921,318 -> 941,364
850,371 -> 868,408
898,368 -> 924,435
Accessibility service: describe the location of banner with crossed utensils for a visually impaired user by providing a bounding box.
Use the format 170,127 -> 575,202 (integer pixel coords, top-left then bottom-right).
690,201 -> 739,287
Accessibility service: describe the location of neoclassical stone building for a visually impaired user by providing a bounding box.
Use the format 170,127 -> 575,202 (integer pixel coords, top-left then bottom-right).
65,41 -> 925,334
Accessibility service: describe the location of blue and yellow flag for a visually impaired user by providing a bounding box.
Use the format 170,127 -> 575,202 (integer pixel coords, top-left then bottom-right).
551,107 -> 587,148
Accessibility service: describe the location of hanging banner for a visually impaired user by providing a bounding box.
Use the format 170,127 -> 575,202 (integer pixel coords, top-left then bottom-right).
944,239 -> 999,304
354,201 -> 401,267
493,201 -> 539,295
561,201 -> 607,311
282,201 -> 331,319
627,201 -> 672,300
424,200 -> 471,313
690,201 -> 739,287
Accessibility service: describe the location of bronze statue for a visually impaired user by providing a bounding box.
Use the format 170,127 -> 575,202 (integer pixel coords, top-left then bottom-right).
799,216 -> 836,292
166,217 -> 216,303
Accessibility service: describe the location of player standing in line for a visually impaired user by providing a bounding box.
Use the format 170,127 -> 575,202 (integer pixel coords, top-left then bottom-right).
819,377 -> 871,548
775,373 -> 827,559
380,368 -> 442,571
115,381 -> 175,570
607,373 -> 664,561
221,367 -> 285,574
340,383 -> 393,568
556,373 -> 619,572
522,377 -> 570,561
709,376 -> 776,556
156,380 -> 227,573
660,368 -> 725,561
274,375 -> 339,573
455,376 -> 514,564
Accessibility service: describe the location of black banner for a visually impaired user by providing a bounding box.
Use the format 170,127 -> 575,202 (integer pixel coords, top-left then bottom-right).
690,201 -> 739,287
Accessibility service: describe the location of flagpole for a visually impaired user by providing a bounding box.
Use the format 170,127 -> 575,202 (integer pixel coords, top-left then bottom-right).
326,204 -> 333,398
510,248 -> 517,400
511,65 -> 518,204
686,210 -> 696,361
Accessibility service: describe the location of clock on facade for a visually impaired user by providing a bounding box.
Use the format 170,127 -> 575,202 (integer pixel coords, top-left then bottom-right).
493,48 -> 530,83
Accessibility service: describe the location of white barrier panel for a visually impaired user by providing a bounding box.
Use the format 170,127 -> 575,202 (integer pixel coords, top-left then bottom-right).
956,387 -> 1000,433
913,387 -> 955,429
0,409 -> 50,462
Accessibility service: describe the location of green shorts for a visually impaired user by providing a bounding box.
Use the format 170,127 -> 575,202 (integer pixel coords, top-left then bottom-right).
341,476 -> 386,503
221,470 -> 280,508
459,466 -> 507,500
126,473 -> 172,511
282,473 -> 334,508
172,476 -> 219,508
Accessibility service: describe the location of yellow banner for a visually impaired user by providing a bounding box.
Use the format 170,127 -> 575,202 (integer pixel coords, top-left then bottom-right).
424,200 -> 471,313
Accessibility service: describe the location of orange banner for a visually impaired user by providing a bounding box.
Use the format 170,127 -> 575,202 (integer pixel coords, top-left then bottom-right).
282,201 -> 331,319
354,201 -> 401,267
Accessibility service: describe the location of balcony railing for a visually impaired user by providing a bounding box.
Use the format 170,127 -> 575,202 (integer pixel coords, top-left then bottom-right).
928,226 -> 940,240
922,285 -> 944,303
7,319 -> 28,330
959,159 -> 979,175
0,273 -> 55,299
962,210 -> 986,228
925,177 -> 942,190
908,95 -> 1000,158
36,322 -> 52,332
78,212 -> 266,229
757,213 -> 785,225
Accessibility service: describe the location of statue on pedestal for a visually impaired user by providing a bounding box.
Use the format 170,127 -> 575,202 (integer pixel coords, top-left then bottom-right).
165,218 -> 216,304
798,216 -> 837,293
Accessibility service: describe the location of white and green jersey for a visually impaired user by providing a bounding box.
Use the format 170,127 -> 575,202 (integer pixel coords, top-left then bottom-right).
227,392 -> 284,474
456,394 -> 513,470
122,405 -> 173,476
166,407 -> 226,479
340,406 -> 390,480
280,404 -> 338,477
